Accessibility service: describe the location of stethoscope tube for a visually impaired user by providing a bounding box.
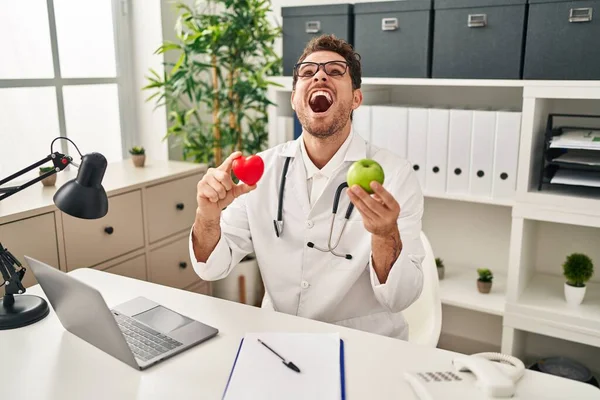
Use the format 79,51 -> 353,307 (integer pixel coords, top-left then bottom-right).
273,157 -> 292,238
273,157 -> 354,260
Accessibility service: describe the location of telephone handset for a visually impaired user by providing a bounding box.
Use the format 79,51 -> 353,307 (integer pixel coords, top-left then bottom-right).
404,352 -> 526,399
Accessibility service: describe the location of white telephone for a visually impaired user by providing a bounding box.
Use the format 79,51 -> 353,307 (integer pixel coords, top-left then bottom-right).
404,352 -> 526,399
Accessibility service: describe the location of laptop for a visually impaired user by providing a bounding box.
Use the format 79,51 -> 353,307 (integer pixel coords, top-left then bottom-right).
24,256 -> 219,370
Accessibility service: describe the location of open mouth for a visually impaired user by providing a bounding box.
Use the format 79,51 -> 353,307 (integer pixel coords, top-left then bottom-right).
309,90 -> 333,113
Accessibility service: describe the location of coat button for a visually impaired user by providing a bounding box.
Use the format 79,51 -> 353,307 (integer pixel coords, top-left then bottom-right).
301,280 -> 309,289
306,220 -> 314,228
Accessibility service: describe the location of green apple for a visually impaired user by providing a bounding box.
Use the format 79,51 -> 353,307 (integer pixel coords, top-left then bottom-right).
347,159 -> 385,194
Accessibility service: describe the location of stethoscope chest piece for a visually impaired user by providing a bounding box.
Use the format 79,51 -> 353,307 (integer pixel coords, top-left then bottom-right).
274,157 -> 354,260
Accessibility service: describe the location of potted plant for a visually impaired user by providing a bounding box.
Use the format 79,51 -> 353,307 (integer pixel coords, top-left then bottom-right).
435,257 -> 444,280
129,146 -> 146,167
477,268 -> 493,294
143,0 -> 282,168
563,253 -> 594,306
39,166 -> 56,186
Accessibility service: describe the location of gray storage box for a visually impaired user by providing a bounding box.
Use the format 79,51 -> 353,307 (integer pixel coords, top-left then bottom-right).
353,1 -> 433,78
432,0 -> 528,79
523,0 -> 600,80
282,4 -> 353,76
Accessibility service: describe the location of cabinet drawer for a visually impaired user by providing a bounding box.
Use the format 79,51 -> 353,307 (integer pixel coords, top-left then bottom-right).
186,280 -> 212,296
149,236 -> 199,289
146,174 -> 202,243
100,254 -> 147,281
63,190 -> 144,270
0,213 -> 60,288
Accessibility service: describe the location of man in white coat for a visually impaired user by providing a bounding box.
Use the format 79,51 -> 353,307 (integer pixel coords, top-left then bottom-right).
190,34 -> 424,340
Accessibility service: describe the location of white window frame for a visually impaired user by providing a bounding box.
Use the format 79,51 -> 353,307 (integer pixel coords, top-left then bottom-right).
0,0 -> 137,158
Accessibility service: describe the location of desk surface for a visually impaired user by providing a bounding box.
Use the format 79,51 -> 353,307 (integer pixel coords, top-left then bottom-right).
2,268 -> 599,400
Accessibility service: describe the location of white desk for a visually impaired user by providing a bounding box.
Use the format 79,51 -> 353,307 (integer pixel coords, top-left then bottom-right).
2,269 -> 599,399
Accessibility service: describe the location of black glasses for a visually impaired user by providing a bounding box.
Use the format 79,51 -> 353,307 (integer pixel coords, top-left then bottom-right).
294,61 -> 349,78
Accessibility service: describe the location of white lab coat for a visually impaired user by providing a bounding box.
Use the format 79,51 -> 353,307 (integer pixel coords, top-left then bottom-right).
189,132 -> 425,340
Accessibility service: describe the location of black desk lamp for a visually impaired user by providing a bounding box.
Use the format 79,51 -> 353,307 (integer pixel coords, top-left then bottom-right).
0,137 -> 109,330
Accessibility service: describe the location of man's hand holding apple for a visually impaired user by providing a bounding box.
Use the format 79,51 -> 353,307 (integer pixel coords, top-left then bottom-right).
346,159 -> 402,284
346,159 -> 400,236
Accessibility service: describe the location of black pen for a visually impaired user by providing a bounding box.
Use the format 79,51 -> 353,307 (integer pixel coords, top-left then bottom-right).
257,338 -> 301,373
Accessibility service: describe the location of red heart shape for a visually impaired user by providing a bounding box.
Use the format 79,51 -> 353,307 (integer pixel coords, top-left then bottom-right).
232,155 -> 264,186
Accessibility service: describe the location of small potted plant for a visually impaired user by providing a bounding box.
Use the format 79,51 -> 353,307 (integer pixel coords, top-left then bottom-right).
129,146 -> 146,167
435,257 -> 445,280
477,268 -> 493,294
39,166 -> 56,186
563,253 -> 594,306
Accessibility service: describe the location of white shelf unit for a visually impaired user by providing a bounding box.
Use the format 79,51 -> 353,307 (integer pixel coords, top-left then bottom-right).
267,76 -> 600,371
439,266 -> 507,317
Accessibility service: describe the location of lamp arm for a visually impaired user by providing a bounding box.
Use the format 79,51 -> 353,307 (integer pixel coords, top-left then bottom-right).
0,152 -> 73,201
0,244 -> 26,305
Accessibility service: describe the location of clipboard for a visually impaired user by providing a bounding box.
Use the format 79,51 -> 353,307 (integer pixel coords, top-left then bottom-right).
222,333 -> 346,400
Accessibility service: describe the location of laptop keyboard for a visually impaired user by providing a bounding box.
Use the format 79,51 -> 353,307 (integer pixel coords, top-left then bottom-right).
113,312 -> 183,362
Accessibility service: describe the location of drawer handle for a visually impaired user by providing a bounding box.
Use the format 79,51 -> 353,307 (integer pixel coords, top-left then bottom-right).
381,17 -> 398,31
104,226 -> 114,235
569,8 -> 592,23
176,202 -> 185,210
179,261 -> 188,269
305,21 -> 320,34
468,14 -> 487,28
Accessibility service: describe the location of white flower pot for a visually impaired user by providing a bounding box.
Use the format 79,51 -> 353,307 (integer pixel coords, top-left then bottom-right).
564,283 -> 586,306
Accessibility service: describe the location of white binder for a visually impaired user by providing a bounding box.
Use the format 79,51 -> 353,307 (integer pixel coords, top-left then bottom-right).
407,107 -> 429,190
492,111 -> 522,199
277,116 -> 294,143
469,110 -> 496,197
425,108 -> 450,194
447,109 -> 473,195
370,105 -> 409,159
352,105 -> 371,143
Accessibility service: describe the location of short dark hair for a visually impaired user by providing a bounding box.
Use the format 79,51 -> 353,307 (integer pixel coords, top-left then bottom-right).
292,34 -> 362,90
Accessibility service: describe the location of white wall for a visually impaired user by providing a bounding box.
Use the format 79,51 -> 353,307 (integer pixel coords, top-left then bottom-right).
130,0 -> 169,161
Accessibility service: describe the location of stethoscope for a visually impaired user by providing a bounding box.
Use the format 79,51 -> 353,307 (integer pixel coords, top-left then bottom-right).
273,157 -> 355,260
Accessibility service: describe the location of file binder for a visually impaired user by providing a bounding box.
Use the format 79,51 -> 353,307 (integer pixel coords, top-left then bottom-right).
447,109 -> 473,195
492,111 -> 521,199
408,107 -> 429,190
371,105 -> 409,159
278,116 -> 295,143
222,333 -> 346,400
353,105 -> 371,144
425,108 -> 450,194
469,110 -> 496,197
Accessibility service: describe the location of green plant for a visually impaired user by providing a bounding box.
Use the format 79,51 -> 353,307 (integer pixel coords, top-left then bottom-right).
435,258 -> 444,268
477,268 -> 493,283
129,146 -> 145,155
39,166 -> 55,173
144,0 -> 282,167
563,253 -> 594,287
